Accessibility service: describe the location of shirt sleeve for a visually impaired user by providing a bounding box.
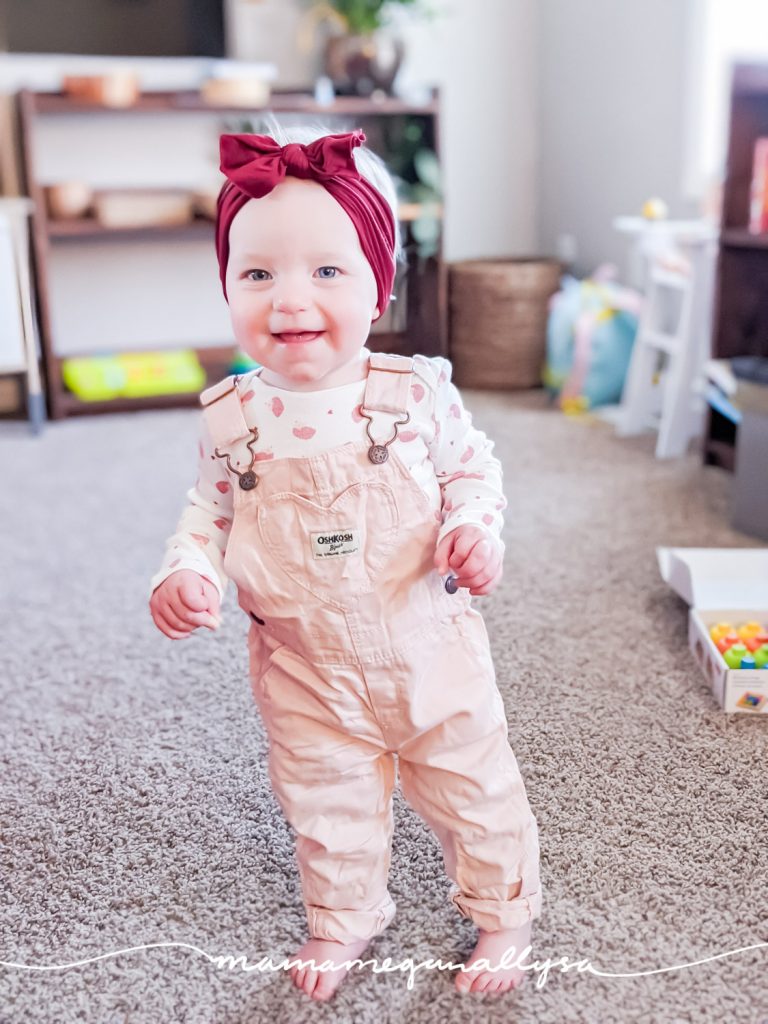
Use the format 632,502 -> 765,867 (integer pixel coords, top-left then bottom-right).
148,413 -> 234,602
425,356 -> 507,550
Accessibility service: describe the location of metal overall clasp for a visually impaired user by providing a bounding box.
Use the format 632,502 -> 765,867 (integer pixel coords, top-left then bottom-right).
359,408 -> 410,464
213,426 -> 261,491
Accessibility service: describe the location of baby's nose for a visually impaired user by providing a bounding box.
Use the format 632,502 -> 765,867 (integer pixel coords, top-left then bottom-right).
274,294 -> 309,313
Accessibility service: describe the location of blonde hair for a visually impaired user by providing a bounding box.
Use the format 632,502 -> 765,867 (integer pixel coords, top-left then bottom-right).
255,114 -> 403,267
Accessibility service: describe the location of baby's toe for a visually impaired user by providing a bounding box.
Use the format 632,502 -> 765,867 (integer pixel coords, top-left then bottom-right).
455,970 -> 474,993
313,974 -> 338,1001
303,970 -> 320,998
470,971 -> 496,993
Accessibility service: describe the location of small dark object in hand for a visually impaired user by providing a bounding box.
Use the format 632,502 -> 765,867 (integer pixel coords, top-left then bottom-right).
445,574 -> 459,594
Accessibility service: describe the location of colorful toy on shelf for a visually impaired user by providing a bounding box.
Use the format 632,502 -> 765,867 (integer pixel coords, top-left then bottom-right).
62,350 -> 205,401
754,645 -> 768,669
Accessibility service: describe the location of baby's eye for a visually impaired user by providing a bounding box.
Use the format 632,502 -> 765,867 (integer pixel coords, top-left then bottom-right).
315,266 -> 339,279
245,269 -> 271,282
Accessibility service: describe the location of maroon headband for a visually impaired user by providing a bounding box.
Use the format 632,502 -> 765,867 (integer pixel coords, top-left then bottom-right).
215,129 -> 396,318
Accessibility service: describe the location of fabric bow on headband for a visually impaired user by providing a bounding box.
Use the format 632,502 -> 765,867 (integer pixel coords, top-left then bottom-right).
215,129 -> 396,318
219,130 -> 365,198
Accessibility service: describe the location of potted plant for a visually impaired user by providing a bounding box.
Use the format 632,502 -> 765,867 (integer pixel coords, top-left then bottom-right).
301,0 -> 435,96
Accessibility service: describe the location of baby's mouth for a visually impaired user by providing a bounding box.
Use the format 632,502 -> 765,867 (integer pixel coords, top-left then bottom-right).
273,331 -> 324,344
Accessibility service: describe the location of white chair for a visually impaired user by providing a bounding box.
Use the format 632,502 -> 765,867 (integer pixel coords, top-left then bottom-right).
615,224 -> 717,458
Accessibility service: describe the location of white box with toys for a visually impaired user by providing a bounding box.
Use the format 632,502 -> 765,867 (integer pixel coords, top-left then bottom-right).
657,547 -> 768,714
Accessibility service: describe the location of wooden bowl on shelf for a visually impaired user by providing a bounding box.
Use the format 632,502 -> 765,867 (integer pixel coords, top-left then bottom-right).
200,77 -> 271,107
62,73 -> 141,107
44,181 -> 94,220
93,189 -> 194,229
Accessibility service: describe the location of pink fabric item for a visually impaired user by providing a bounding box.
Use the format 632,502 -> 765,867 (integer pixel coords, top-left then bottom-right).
201,353 -> 542,943
216,130 -> 396,318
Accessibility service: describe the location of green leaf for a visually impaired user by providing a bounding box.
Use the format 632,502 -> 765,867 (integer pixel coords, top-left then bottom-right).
413,148 -> 441,192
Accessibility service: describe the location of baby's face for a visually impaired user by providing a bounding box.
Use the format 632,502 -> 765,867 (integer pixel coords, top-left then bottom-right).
225,178 -> 380,390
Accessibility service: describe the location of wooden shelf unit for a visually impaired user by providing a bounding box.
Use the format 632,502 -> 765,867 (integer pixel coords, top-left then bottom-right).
16,87 -> 446,419
707,63 -> 768,467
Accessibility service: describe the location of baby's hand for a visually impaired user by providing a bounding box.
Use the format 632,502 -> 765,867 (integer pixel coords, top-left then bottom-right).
149,569 -> 222,640
434,525 -> 504,596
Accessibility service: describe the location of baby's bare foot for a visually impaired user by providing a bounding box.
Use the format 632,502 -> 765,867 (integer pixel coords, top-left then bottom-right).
455,920 -> 532,995
289,936 -> 371,1001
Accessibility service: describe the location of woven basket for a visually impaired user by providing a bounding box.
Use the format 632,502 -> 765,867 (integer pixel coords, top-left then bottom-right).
449,258 -> 562,389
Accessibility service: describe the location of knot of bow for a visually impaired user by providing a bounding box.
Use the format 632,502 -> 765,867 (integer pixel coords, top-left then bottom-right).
219,130 -> 366,199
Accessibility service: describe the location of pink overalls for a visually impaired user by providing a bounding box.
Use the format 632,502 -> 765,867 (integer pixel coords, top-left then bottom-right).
201,352 -> 542,944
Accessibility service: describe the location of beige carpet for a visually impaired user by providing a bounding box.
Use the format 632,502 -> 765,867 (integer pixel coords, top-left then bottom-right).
0,390 -> 766,1024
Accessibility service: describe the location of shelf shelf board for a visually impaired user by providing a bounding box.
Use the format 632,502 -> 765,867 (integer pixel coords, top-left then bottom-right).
721,228 -> 768,250
47,215 -> 216,239
46,205 -> 440,239
31,90 -> 438,117
56,389 -> 204,416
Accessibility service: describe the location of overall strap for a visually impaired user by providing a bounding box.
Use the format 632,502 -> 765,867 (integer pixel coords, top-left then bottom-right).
200,374 -> 253,449
362,352 -> 414,415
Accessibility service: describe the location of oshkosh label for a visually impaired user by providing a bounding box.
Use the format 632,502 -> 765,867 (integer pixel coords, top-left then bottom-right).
310,528 -> 359,559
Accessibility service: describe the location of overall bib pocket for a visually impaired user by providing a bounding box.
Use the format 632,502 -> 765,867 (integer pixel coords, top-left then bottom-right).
257,481 -> 399,610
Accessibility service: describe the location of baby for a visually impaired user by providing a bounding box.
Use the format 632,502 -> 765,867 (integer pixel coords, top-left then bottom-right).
149,124 -> 541,1002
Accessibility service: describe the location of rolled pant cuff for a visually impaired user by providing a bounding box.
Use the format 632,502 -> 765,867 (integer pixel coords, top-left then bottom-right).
307,894 -> 397,944
451,889 -> 542,932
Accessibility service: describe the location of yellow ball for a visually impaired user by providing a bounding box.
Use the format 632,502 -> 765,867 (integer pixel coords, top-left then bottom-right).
641,197 -> 669,220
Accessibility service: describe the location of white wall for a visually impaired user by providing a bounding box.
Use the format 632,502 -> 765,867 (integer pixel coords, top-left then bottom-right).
397,0 -> 539,261
227,0 -> 540,261
537,0 -> 701,278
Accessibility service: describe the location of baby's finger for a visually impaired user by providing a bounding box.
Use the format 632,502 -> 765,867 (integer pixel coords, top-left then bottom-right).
163,599 -> 205,633
469,563 -> 504,596
452,547 -> 501,591
200,577 -> 222,618
152,609 -> 192,640
434,534 -> 457,576
177,605 -> 220,631
449,537 -> 491,576
167,606 -> 219,632
177,578 -> 209,613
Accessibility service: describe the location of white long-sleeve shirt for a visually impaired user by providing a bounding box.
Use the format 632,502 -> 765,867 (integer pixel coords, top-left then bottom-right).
150,350 -> 507,600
